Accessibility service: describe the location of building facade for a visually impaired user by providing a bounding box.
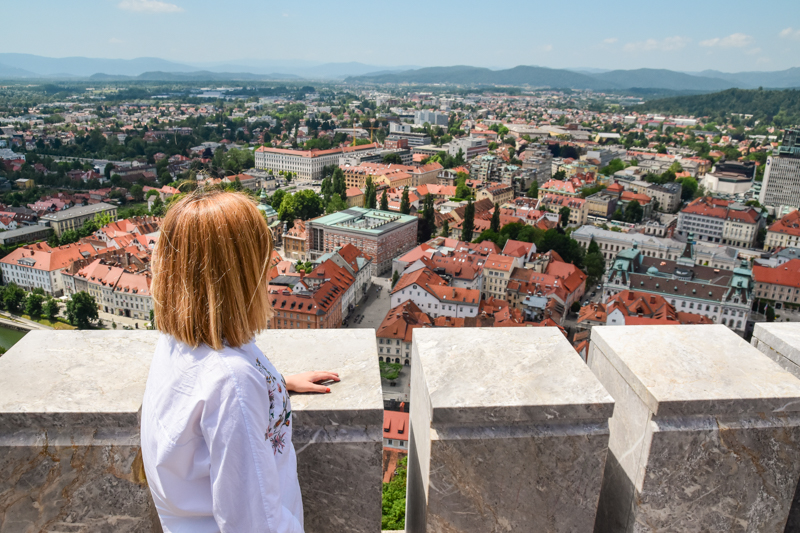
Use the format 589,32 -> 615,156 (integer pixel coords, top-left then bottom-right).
759,129 -> 800,211
254,143 -> 379,182
40,203 -> 118,237
305,208 -> 418,275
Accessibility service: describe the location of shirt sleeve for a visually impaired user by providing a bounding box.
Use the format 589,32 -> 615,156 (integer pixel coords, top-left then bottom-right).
201,356 -> 303,533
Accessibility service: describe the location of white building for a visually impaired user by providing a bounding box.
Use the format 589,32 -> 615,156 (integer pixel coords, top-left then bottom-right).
390,268 -> 479,319
254,143 -> 379,182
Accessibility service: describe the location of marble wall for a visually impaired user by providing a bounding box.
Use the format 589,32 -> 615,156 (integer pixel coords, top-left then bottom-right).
407,327 -> 615,533
591,324 -> 800,533
0,329 -> 383,533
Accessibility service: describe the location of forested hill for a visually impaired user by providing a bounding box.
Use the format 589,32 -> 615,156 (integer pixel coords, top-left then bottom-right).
639,88 -> 800,126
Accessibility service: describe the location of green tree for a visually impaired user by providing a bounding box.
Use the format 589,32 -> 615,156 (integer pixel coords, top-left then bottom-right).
676,177 -> 698,201
382,153 -> 403,165
104,162 -> 114,179
326,193 -> 347,214
24,292 -> 45,318
130,184 -> 145,202
584,239 -> 606,287
293,189 -> 325,220
66,291 -> 99,329
59,229 -> 80,246
364,176 -> 377,209
624,201 -> 644,223
527,181 -> 539,198
601,159 -> 625,176
332,167 -> 346,198
462,198 -> 475,242
2,283 -> 25,313
43,298 -> 61,321
270,189 -> 287,209
490,203 -> 501,232
382,456 -> 407,531
380,189 -> 389,211
559,207 -> 571,227
400,187 -> 410,215
418,193 -> 435,242
391,270 -> 399,288
441,219 -> 450,237
766,304 -> 775,322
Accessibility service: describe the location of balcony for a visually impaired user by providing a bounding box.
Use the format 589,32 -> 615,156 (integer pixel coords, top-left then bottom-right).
3,325 -> 800,532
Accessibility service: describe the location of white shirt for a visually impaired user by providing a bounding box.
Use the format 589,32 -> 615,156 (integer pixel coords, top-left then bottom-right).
141,334 -> 304,533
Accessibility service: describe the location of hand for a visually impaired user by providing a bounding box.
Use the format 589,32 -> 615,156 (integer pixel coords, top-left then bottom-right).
285,371 -> 340,394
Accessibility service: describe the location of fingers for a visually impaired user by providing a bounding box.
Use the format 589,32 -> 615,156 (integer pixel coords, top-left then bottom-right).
312,371 -> 340,383
306,383 -> 330,393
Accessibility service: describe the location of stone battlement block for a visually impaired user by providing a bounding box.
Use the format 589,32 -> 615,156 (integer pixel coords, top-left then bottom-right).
591,324 -> 800,533
407,327 -> 614,533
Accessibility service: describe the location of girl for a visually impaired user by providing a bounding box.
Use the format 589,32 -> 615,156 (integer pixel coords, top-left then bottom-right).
141,190 -> 339,532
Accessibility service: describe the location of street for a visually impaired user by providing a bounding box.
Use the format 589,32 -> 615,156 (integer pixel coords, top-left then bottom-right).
344,274 -> 392,330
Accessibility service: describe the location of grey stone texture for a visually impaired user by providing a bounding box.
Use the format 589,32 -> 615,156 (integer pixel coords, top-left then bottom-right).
0,329 -> 383,533
752,322 -> 800,532
407,327 -> 614,533
591,324 -> 800,533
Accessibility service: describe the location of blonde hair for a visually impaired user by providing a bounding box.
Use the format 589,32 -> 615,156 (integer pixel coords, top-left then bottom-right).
152,190 -> 273,349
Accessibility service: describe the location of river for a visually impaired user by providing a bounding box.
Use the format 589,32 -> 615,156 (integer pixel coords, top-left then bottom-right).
0,325 -> 27,352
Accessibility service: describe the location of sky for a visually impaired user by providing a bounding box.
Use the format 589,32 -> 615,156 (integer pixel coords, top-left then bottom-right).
4,0 -> 800,72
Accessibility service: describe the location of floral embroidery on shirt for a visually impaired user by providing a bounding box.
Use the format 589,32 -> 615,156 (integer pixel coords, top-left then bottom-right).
254,357 -> 291,455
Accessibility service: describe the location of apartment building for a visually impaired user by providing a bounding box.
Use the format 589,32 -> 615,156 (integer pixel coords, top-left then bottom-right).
476,184 -> 513,205
482,253 -> 522,300
765,210 -> 800,251
391,268 -> 480,319
759,129 -> 800,211
40,202 -> 118,237
753,259 -> 800,308
676,197 -> 763,248
376,300 -> 432,366
341,162 -> 441,189
0,242 -> 96,296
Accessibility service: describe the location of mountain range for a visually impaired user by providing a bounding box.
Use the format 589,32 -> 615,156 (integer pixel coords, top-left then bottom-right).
0,54 -> 799,92
346,66 -> 800,91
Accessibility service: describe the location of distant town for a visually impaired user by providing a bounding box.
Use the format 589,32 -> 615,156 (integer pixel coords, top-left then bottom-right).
0,80 -> 799,502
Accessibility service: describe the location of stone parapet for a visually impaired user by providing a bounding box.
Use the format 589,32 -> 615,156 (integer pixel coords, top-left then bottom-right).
591,324 -> 800,533
752,322 -> 800,532
0,329 -> 383,533
406,327 -> 614,533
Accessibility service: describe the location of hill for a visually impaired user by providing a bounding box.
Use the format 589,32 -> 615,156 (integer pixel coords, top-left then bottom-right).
349,65 -> 614,90
0,62 -> 38,78
591,68 -> 737,92
696,68 -> 800,89
348,65 -> 751,92
0,53 -> 196,77
639,88 -> 800,124
89,71 -> 300,81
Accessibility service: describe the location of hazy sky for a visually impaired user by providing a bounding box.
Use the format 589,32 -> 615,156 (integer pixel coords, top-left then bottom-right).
5,0 -> 800,72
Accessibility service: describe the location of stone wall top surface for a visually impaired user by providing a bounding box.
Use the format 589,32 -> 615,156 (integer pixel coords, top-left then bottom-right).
754,322 -> 800,368
413,327 -> 614,424
0,329 -> 383,431
0,330 -> 158,428
592,324 -> 800,417
256,329 -> 383,427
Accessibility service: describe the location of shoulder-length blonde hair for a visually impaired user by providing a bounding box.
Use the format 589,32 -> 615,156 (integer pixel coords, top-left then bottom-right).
152,190 -> 273,349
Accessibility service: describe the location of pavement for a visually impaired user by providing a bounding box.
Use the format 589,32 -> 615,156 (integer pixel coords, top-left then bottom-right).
344,274 -> 392,331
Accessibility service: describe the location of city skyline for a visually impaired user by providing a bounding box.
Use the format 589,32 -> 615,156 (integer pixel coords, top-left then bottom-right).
3,0 -> 800,73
